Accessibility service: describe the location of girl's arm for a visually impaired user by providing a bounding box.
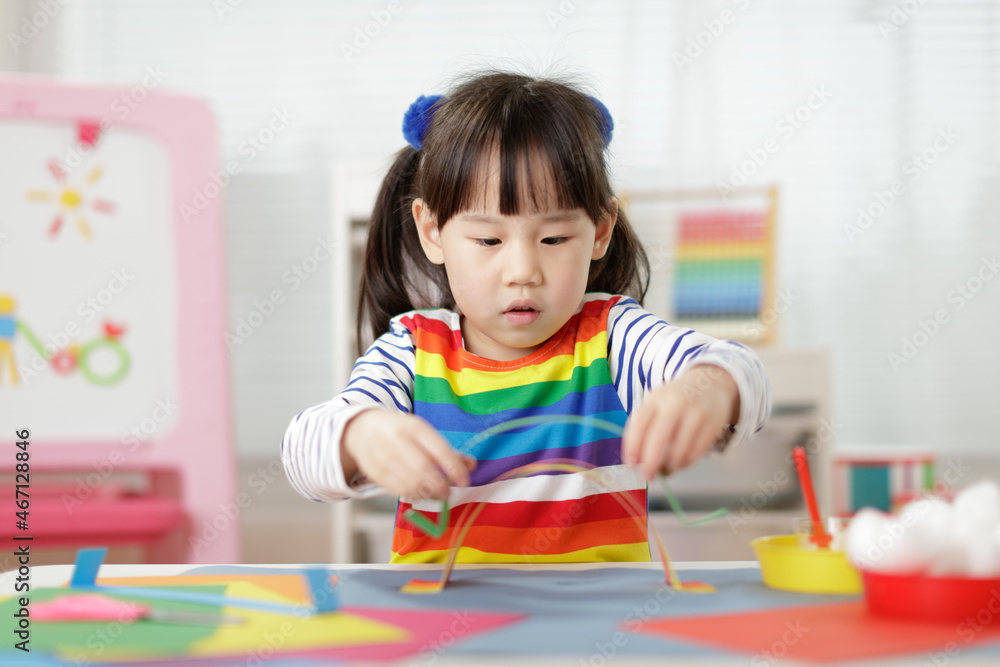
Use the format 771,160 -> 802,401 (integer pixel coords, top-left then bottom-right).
280,319 -> 418,501
281,317 -> 473,502
605,296 -> 772,476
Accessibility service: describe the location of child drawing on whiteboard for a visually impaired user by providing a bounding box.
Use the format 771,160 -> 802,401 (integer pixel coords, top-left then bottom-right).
282,71 -> 771,563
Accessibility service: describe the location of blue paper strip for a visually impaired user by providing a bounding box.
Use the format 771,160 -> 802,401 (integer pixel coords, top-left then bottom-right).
69,547 -> 107,587
303,568 -> 340,613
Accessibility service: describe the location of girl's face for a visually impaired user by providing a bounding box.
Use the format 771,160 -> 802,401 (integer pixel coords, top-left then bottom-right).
413,155 -> 616,361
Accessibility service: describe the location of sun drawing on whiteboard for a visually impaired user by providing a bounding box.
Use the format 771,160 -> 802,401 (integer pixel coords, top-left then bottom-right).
26,159 -> 117,239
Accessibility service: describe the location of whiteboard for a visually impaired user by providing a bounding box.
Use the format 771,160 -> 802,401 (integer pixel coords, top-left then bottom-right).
0,119 -> 179,440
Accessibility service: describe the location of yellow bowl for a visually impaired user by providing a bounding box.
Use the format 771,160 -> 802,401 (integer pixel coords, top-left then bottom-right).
750,534 -> 863,595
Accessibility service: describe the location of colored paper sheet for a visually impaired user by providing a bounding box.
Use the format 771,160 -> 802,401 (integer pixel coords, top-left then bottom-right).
2,581 -> 407,664
401,578 -> 447,594
189,581 -> 407,656
96,573 -> 313,602
2,656 -> 87,667
302,566 -> 843,656
289,606 -> 526,663
5,585 -> 224,659
5,570 -> 525,664
91,565 -> 997,662
186,564 -> 834,619
635,601 -> 1000,664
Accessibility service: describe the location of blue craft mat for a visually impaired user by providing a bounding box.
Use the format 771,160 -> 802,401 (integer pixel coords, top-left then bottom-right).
185,565 -> 858,657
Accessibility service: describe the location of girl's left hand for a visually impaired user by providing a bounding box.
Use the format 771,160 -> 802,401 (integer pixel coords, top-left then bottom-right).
621,365 -> 739,481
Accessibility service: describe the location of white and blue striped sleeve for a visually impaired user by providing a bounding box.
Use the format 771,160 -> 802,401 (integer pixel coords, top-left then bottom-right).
280,317 -> 416,502
606,297 -> 772,451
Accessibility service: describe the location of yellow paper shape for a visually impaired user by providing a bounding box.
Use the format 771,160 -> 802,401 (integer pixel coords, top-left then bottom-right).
677,581 -> 717,593
401,578 -> 446,594
189,581 -> 410,656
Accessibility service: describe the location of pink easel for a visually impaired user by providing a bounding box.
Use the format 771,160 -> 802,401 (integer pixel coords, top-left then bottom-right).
0,74 -> 237,563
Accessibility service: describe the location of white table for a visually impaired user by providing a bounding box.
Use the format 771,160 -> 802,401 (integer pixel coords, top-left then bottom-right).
9,561 -> 1000,667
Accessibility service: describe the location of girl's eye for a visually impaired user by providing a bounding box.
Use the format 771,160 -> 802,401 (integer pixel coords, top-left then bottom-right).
542,237 -> 566,245
475,238 -> 501,247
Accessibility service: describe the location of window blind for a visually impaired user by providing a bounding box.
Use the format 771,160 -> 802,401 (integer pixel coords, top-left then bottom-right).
29,0 -> 1000,456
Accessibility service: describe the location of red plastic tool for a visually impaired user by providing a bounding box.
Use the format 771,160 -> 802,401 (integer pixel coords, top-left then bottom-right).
792,446 -> 832,548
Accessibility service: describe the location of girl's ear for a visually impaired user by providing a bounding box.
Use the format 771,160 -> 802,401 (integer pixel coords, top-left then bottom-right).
413,198 -> 445,265
591,197 -> 619,260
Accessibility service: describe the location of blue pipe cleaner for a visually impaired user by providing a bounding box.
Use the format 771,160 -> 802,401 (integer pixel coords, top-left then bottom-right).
402,94 -> 444,150
589,95 -> 614,146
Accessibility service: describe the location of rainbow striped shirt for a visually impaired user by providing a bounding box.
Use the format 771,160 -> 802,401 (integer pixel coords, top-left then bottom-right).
281,293 -> 772,564
394,295 -> 648,563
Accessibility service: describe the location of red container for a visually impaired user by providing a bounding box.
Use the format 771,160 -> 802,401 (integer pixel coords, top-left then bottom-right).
862,570 -> 1000,623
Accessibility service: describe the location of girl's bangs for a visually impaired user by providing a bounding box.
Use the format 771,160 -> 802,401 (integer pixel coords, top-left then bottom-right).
426,95 -> 606,224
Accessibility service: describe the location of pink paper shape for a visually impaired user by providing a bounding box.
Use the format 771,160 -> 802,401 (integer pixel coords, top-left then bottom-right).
634,601 -> 1000,664
299,606 -> 524,662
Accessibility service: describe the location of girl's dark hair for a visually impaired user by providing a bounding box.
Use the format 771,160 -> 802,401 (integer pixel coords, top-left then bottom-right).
356,71 -> 650,353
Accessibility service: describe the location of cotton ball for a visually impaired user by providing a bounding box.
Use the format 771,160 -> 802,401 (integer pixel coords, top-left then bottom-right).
952,480 -> 1000,530
902,496 -> 953,564
845,508 -> 885,567
928,490 -> 1000,577
846,508 -> 927,573
927,541 -> 969,577
965,535 -> 1000,577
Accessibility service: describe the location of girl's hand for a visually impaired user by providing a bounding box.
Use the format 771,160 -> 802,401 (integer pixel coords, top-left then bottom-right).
341,409 -> 476,500
621,365 -> 739,481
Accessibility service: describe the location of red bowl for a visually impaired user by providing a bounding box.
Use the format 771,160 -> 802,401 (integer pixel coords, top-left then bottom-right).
862,570 -> 1000,623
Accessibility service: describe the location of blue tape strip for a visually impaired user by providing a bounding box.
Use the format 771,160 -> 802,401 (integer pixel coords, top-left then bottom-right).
303,568 -> 340,613
70,547 -> 107,587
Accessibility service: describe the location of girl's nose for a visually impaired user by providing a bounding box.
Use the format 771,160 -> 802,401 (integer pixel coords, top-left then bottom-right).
504,241 -> 543,286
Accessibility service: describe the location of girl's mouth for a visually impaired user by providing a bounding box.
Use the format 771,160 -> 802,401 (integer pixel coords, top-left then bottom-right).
504,304 -> 540,325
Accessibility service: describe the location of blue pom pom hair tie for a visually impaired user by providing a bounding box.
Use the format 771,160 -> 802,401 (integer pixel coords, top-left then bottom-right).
402,94 -> 444,151
401,93 -> 614,150
588,95 -> 614,146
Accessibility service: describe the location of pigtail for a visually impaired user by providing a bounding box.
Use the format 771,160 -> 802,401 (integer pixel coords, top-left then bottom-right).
587,207 -> 650,305
355,147 -> 452,354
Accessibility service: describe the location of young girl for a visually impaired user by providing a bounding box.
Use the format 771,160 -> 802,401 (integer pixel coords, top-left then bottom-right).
282,71 -> 771,564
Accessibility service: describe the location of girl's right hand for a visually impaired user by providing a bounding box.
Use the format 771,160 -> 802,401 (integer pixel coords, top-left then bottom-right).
341,409 -> 476,500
